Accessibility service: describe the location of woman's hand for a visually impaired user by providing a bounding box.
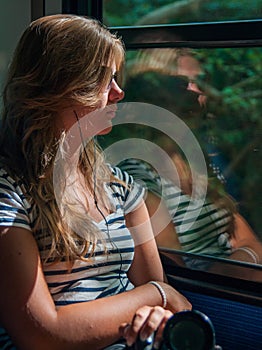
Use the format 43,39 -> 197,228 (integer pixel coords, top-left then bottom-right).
120,283 -> 191,348
120,305 -> 173,349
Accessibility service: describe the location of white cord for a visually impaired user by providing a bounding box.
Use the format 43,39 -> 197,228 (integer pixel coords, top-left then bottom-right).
148,281 -> 167,308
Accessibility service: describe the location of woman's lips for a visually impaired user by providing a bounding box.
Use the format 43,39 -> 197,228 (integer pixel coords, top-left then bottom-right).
106,106 -> 117,119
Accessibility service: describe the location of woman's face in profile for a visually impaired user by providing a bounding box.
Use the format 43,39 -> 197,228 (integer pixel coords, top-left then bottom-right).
176,55 -> 207,108
58,61 -> 124,135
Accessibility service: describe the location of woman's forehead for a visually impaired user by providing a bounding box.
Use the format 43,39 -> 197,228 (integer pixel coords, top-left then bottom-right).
177,56 -> 202,76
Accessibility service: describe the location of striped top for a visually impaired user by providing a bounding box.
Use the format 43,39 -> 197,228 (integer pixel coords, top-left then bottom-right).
118,159 -> 233,267
0,165 -> 144,348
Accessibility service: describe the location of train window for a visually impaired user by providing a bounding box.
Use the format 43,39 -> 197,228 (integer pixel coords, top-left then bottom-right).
110,46 -> 261,234
100,44 -> 262,281
99,3 -> 262,281
103,0 -> 262,27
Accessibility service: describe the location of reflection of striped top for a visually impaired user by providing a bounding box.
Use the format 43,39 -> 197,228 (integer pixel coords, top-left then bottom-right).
0,165 -> 144,348
119,159 -> 233,265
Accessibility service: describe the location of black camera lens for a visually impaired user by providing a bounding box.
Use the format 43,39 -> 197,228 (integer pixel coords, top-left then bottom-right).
163,310 -> 216,350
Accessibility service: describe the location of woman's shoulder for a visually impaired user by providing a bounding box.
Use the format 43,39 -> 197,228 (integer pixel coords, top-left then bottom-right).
108,164 -> 135,185
0,166 -> 33,229
116,159 -> 161,189
107,164 -> 145,211
0,166 -> 21,189
0,165 -> 30,207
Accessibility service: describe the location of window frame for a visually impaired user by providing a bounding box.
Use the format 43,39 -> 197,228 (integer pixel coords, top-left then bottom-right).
110,19 -> 262,49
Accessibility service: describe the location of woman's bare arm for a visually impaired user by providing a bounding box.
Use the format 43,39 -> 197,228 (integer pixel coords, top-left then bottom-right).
140,193 -> 185,267
0,224 -> 191,350
125,200 -> 165,285
145,192 -> 181,250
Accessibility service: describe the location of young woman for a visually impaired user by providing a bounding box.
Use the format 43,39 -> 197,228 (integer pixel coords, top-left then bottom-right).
0,15 -> 191,350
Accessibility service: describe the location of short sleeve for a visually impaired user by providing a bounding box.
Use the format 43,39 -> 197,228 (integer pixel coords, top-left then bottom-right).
109,166 -> 145,214
0,169 -> 31,230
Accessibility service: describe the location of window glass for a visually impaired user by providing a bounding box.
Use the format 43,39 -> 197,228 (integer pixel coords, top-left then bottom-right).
99,46 -> 262,277
103,0 -> 262,27
120,47 -> 261,236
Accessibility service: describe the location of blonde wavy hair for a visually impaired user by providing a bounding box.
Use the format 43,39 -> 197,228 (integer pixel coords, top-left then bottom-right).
0,14 -> 125,263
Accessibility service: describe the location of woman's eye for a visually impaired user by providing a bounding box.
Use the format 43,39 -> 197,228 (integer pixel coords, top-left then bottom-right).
107,74 -> 117,90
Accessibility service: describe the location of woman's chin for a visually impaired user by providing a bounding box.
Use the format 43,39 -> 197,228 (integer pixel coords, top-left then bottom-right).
98,126 -> 113,135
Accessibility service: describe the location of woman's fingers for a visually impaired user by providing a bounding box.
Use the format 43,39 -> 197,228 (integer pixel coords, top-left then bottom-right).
139,307 -> 172,342
152,311 -> 173,349
122,305 -> 152,346
120,305 -> 173,347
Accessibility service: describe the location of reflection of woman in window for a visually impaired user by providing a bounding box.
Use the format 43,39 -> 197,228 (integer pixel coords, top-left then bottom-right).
119,48 -> 262,269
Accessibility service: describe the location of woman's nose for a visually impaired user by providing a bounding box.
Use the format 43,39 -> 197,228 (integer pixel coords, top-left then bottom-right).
109,80 -> 125,102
